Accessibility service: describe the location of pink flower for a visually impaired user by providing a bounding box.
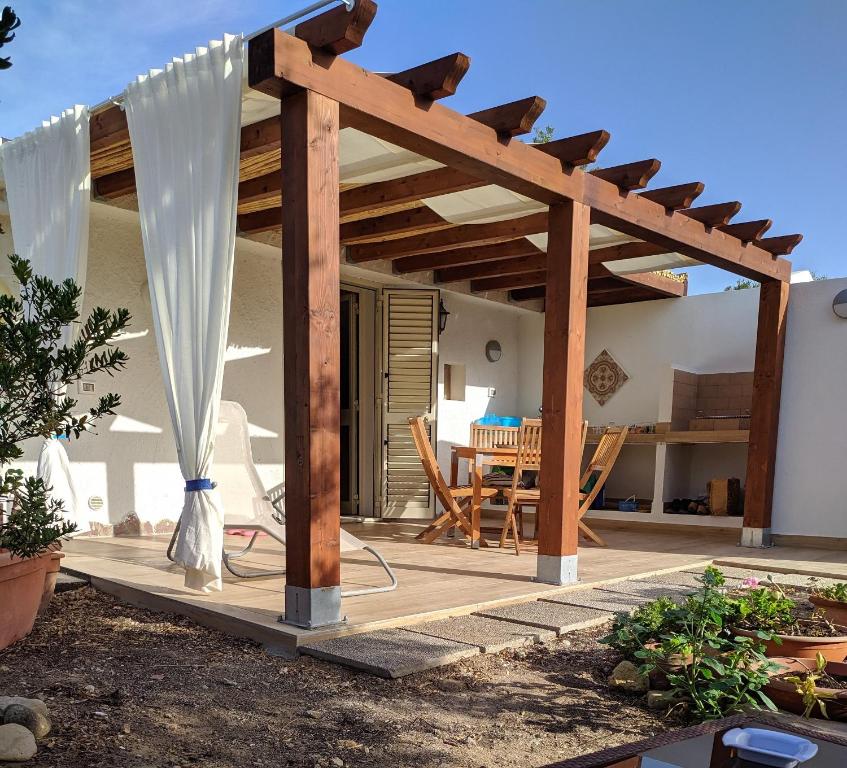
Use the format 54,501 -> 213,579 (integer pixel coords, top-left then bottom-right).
741,577 -> 760,589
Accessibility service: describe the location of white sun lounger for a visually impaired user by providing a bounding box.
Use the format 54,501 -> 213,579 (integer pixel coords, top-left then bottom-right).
167,401 -> 397,597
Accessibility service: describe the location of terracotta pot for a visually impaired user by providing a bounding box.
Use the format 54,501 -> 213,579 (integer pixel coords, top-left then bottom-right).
764,657 -> 847,721
735,626 -> 847,662
810,595 -> 847,627
38,549 -> 64,616
0,549 -> 49,651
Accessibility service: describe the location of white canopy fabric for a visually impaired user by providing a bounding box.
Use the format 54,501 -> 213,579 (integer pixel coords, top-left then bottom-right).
0,106 -> 91,313
0,106 -> 90,531
125,35 -> 243,592
36,438 -> 83,531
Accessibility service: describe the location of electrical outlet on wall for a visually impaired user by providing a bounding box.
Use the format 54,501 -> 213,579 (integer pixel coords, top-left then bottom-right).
78,380 -> 95,394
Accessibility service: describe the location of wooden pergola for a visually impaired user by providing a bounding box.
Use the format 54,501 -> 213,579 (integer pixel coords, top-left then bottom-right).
86,1 -> 801,627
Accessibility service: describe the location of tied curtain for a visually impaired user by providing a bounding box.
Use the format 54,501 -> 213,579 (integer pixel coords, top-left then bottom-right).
124,35 -> 243,592
0,106 -> 91,532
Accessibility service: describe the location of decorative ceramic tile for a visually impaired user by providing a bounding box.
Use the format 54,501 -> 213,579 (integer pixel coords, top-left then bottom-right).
584,349 -> 629,406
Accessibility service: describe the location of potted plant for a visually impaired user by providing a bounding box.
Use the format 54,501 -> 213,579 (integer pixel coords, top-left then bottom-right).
809,583 -> 847,627
601,567 -> 780,721
0,255 -> 130,650
764,654 -> 847,721
730,580 -> 847,661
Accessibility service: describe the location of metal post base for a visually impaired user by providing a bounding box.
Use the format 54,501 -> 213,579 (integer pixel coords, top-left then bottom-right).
740,526 -> 773,548
535,553 -> 578,585
281,585 -> 345,629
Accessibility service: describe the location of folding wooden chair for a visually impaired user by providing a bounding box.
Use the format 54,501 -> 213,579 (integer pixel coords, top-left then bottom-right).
498,418 -> 543,555
578,425 -> 629,547
409,416 -> 498,545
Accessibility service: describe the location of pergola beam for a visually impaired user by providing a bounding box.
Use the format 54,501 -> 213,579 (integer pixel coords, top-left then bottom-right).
392,239 -> 541,274
470,263 -> 687,296
591,159 -> 661,192
435,252 -> 546,282
679,201 -> 742,228
346,212 -> 549,262
386,52 -> 471,100
535,130 -> 610,167
471,270 -> 547,293
339,206 -> 449,243
247,29 -> 790,281
639,182 -> 705,210
720,219 -> 772,243
468,96 -> 547,137
757,234 -> 803,256
294,0 -> 377,54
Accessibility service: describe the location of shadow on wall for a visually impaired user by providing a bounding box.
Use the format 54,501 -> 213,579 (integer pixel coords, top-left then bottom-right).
12,204 -> 286,536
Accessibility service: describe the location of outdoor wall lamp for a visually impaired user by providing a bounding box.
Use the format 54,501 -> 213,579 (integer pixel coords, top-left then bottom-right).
833,289 -> 847,319
438,299 -> 450,334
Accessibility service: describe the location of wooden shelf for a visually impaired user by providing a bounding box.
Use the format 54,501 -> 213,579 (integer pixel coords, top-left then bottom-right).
586,429 -> 749,446
584,509 -> 744,528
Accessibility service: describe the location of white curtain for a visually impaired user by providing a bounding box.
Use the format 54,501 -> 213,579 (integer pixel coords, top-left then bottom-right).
0,106 -> 90,531
124,35 -> 243,592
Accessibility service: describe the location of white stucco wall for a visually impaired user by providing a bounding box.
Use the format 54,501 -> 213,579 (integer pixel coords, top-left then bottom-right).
516,290 -> 760,424
5,202 -> 286,532
435,292 -> 523,476
771,277 -> 847,539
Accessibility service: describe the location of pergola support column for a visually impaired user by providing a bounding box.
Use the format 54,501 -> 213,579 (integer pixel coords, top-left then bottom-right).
742,279 -> 789,548
536,200 -> 590,585
280,89 -> 344,627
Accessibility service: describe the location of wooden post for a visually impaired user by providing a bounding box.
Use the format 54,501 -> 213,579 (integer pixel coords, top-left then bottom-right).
742,279 -> 789,547
536,200 -> 590,584
281,89 -> 343,627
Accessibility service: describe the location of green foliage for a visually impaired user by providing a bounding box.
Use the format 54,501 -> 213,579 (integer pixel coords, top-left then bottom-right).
600,566 -> 731,659
531,125 -> 555,144
603,566 -> 779,722
724,278 -> 759,291
600,597 -> 679,659
0,255 -> 131,558
813,583 -> 847,603
731,581 -> 796,633
782,653 -> 836,719
637,630 -> 777,721
0,475 -> 76,559
0,6 -> 19,70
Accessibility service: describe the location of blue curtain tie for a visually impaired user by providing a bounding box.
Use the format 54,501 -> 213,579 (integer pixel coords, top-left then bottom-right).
185,478 -> 214,493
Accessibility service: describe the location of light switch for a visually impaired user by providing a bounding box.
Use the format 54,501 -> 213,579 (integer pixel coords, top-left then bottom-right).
487,387 -> 496,397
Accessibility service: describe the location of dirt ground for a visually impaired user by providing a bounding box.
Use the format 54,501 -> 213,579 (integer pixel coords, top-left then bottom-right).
0,587 -> 671,768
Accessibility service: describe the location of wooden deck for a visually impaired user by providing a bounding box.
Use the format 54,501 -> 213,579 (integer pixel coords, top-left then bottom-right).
61,521 -> 847,657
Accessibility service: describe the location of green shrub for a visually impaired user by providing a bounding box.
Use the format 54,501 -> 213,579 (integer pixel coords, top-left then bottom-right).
0,255 -> 130,558
602,566 -> 779,722
813,583 -> 847,604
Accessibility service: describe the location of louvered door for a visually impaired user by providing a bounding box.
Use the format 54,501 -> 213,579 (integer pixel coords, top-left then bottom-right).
381,289 -> 439,518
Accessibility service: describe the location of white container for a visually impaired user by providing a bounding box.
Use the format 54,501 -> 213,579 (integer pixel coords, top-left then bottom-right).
722,727 -> 818,768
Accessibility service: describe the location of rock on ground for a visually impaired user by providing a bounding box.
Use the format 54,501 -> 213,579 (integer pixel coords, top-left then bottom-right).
0,697 -> 48,718
608,660 -> 649,692
3,703 -> 51,739
0,722 -> 37,762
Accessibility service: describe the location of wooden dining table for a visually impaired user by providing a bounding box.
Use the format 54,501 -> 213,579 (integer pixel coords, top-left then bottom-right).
450,444 -> 518,549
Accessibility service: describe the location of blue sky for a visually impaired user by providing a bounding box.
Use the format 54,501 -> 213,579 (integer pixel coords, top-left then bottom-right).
1,0 -> 844,294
